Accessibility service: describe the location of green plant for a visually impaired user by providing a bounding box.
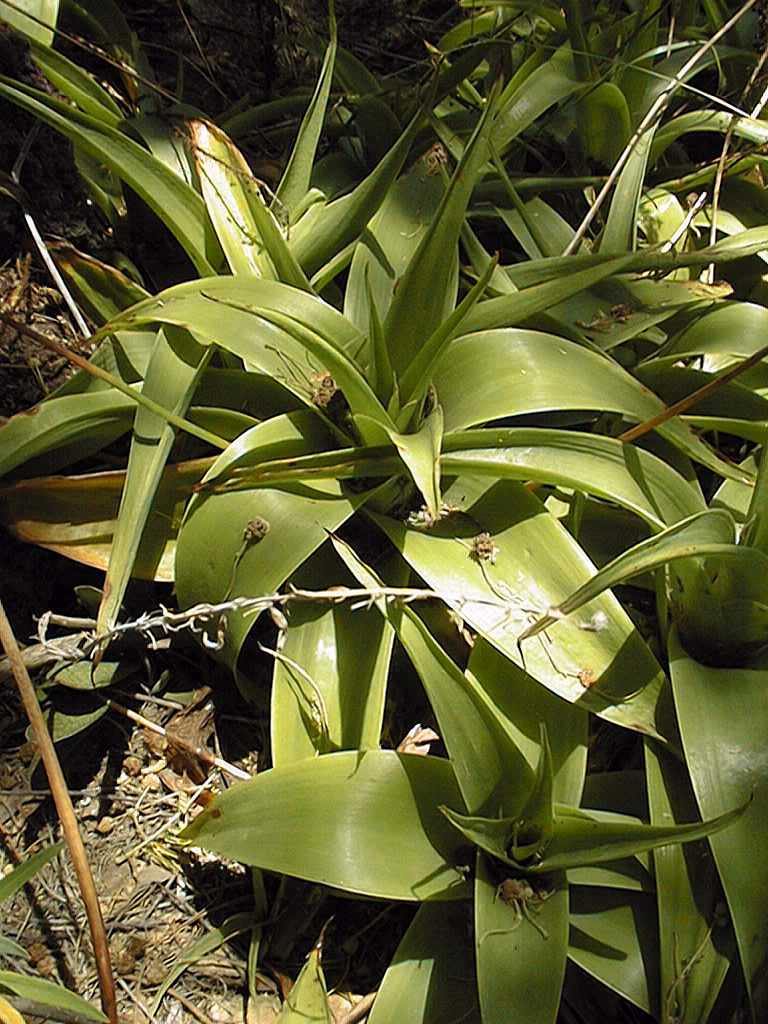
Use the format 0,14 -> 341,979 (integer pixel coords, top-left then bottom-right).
2,0 -> 768,1021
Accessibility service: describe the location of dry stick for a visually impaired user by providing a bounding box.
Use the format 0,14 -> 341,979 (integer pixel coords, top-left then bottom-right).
618,340 -> 768,444
0,599 -> 118,1024
336,991 -> 379,1024
102,696 -> 251,782
166,987 -> 215,1024
0,312 -> 227,450
706,41 -> 768,283
562,0 -> 759,256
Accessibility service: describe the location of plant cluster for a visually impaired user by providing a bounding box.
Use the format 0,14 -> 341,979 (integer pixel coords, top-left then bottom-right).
1,0 -> 768,1021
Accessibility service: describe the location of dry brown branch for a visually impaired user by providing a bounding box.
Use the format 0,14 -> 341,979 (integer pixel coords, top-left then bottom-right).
0,598 -> 118,1024
619,340 -> 768,444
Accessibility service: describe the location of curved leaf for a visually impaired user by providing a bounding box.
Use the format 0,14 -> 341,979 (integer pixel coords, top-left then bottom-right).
0,76 -> 220,274
271,544 -> 396,765
368,903 -> 480,1024
434,329 -> 749,482
182,750 -> 471,901
475,852 -> 568,1024
371,475 -> 670,740
98,325 -> 210,632
670,629 -> 768,1016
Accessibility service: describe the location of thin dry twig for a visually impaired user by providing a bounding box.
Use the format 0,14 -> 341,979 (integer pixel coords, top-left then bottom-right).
0,597 -> 118,1024
336,990 -> 378,1024
618,340 -> 768,444
563,0 -> 759,256
0,312 -> 227,450
102,696 -> 251,782
167,986 -> 215,1024
705,40 -> 768,283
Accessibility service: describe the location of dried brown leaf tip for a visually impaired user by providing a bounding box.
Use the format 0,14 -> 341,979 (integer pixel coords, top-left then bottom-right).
397,723 -> 440,756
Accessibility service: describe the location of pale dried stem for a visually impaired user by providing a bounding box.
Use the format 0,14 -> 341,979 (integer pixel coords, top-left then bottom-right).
336,990 -> 379,1024
0,598 -> 118,1024
563,0 -> 759,256
706,41 -> 768,283
102,696 -> 251,782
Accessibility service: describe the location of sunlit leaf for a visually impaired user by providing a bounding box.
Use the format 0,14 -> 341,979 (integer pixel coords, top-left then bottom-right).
182,750 -> 471,901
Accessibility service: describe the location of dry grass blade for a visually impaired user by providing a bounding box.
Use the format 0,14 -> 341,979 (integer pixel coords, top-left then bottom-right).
0,597 -> 118,1024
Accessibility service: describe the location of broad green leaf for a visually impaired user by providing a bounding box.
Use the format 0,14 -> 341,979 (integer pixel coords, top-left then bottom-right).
617,0 -> 662,123
494,197 -> 574,261
368,903 -> 480,1024
0,0 -> 57,45
0,844 -> 62,904
466,639 -> 587,807
344,157 -> 446,331
0,391 -> 133,478
28,36 -> 121,122
463,256 -> 633,332
579,82 -> 631,167
271,545 -> 396,765
182,750 -> 471,901
101,277 -> 370,419
0,77 -> 220,274
289,104 -> 425,277
333,534 -> 531,816
277,946 -> 331,1024
636,364 -> 768,424
646,743 -> 731,1024
383,83 -> 498,376
600,125 -> 654,254
434,329 -> 749,483
175,417 -> 366,669
651,109 -> 768,167
151,912 -> 263,1015
442,428 -> 703,529
518,510 -> 757,643
492,47 -> 584,154
236,304 -> 392,441
0,972 -> 106,1022
511,726 -> 556,863
97,326 -> 210,632
397,256 -> 499,415
670,629 -> 768,1016
568,887 -> 658,1016
475,852 -> 568,1024
211,426 -> 704,531
385,405 -> 443,519
501,228 -> 768,289
276,1 -> 337,215
364,273 -> 396,408
371,475 -> 670,740
646,302 -> 768,366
